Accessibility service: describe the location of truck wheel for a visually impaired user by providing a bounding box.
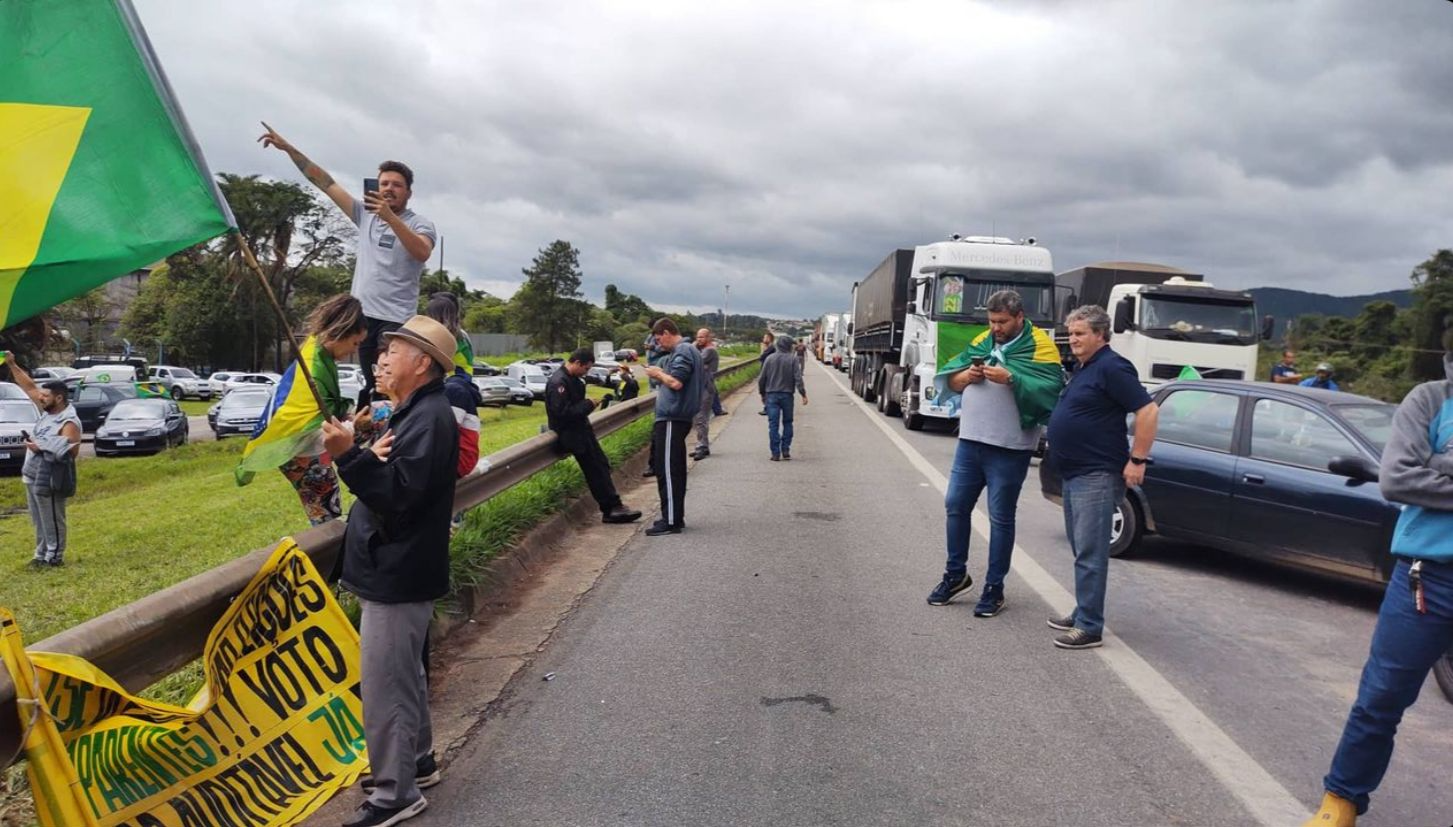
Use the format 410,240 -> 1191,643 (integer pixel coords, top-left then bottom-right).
1434,646 -> 1453,704
883,374 -> 903,417
1109,497 -> 1143,558
862,370 -> 877,403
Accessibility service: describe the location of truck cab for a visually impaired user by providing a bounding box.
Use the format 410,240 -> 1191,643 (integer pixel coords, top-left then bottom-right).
1054,263 -> 1266,387
891,236 -> 1056,429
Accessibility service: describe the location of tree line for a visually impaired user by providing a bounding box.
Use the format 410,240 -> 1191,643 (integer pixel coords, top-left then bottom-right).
1265,249 -> 1453,402
8,176 -> 771,371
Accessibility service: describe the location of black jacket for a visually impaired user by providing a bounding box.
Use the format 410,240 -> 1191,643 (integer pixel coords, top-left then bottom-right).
338,379 -> 459,603
546,367 -> 596,449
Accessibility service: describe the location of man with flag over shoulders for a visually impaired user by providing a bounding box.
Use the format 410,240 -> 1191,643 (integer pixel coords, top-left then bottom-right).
321,316 -> 458,827
926,290 -> 1065,617
259,124 -> 437,406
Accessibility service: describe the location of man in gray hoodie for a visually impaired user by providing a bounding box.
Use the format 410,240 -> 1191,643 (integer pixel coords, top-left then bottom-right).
1301,352 -> 1453,826
757,335 -> 808,461
643,318 -> 703,536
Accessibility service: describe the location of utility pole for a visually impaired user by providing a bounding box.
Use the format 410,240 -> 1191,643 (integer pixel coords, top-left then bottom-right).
723,284 -> 730,342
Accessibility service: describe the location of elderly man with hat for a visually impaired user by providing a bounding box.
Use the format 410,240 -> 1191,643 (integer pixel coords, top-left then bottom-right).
322,315 -> 459,827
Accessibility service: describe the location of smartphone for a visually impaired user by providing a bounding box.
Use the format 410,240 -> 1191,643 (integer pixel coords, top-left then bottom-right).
20,430 -> 30,441
363,177 -> 379,197
970,356 -> 985,367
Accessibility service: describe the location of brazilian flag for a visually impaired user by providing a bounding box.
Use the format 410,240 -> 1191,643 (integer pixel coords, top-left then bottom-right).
933,320 -> 1065,429
1,0 -> 235,329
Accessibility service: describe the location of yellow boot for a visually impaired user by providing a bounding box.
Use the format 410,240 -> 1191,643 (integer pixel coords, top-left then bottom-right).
1302,792 -> 1357,827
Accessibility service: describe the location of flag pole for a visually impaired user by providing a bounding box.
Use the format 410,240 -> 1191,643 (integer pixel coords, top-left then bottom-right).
231,230 -> 331,418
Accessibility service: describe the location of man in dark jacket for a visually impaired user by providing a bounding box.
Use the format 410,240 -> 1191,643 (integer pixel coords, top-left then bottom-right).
642,318 -> 703,535
757,335 -> 808,461
548,348 -> 642,524
322,315 -> 459,827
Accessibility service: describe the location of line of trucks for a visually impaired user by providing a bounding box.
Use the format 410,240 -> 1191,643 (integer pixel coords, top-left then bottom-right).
818,235 -> 1269,430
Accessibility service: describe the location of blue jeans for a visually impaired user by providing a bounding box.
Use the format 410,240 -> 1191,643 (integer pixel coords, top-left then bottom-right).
765,392 -> 795,455
1062,471 -> 1126,636
1324,558 -> 1453,815
944,439 -> 1033,586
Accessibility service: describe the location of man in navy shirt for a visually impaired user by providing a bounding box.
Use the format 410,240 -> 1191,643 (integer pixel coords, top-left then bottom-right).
1045,306 -> 1160,650
1270,350 -> 1303,384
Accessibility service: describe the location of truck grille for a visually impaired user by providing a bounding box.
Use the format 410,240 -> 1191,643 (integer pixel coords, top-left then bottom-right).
1150,364 -> 1244,381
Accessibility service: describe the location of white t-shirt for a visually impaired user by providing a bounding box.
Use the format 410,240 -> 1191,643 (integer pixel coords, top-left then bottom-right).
349,201 -> 438,323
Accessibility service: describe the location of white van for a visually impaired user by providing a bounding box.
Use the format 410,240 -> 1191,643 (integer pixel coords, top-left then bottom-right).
506,361 -> 549,399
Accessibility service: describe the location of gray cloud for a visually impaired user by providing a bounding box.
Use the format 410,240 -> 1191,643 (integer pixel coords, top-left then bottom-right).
136,0 -> 1453,320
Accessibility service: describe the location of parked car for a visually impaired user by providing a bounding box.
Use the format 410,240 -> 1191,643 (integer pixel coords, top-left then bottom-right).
148,365 -> 214,400
0,382 -> 27,401
473,377 -> 515,408
212,388 -> 272,437
94,398 -> 189,456
208,370 -> 240,387
72,383 -> 138,433
221,372 -> 278,392
0,400 -> 39,474
472,362 -> 501,377
506,362 -> 549,399
614,349 -> 638,363
491,376 -> 534,406
1040,380 -> 1399,584
584,365 -> 620,388
31,366 -> 77,381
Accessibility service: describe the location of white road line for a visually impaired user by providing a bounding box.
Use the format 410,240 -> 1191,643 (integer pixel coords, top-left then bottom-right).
816,362 -> 1309,827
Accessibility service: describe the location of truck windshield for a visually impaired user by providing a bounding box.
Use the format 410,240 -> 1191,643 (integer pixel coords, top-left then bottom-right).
932,271 -> 1054,325
1140,295 -> 1257,344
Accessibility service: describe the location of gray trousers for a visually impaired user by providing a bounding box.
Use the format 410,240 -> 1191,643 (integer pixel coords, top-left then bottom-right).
360,598 -> 435,808
25,482 -> 67,563
694,387 -> 716,452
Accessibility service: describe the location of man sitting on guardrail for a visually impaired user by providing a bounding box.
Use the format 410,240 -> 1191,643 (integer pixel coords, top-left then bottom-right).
548,348 -> 642,525
321,315 -> 459,827
1302,347 -> 1453,827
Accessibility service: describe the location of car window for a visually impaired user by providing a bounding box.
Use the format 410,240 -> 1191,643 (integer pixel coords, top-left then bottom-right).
1154,390 -> 1240,452
0,402 -> 37,423
1250,399 -> 1359,469
1331,403 -> 1395,453
78,386 -> 105,403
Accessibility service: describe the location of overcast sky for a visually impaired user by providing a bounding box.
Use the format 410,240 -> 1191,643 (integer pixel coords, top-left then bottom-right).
135,0 -> 1453,319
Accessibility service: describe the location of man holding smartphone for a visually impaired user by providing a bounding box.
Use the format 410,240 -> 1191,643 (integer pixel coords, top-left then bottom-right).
927,291 -> 1064,617
259,124 -> 437,405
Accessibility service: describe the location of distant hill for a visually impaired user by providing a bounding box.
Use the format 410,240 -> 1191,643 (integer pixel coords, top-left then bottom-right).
1249,287 -> 1414,335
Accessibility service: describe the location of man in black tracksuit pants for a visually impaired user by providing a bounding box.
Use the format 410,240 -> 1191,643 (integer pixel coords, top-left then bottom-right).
643,318 -> 703,536
547,349 -> 642,525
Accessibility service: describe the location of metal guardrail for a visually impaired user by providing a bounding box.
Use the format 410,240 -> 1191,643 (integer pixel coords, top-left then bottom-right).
0,358 -> 756,763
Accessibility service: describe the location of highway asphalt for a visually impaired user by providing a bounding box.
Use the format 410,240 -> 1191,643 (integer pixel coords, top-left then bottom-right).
420,362 -> 1451,826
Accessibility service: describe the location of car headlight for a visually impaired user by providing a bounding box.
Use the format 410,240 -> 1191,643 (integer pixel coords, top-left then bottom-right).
923,384 -> 936,401
144,427 -> 163,437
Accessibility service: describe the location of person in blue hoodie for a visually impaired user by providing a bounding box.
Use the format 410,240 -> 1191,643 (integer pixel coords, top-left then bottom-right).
1302,352 -> 1453,827
642,318 -> 702,536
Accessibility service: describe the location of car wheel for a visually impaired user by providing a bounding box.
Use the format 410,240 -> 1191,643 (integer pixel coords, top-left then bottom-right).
1109,496 -> 1143,558
170,386 -> 184,400
1433,646 -> 1453,704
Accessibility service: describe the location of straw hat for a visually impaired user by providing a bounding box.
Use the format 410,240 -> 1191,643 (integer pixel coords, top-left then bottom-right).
383,315 -> 455,371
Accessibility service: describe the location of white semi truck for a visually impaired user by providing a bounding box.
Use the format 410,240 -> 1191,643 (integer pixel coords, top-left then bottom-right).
817,313 -> 842,365
850,235 -> 1056,430
1053,262 -> 1269,387
836,312 -> 853,372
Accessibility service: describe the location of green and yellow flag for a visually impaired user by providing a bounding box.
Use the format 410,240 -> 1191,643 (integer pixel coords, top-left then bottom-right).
1,0 -> 235,329
933,320 -> 1066,430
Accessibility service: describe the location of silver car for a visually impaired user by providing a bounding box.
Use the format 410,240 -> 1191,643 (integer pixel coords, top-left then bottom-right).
213,388 -> 273,437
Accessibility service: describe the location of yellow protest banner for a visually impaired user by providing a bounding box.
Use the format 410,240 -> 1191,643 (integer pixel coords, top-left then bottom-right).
1,538 -> 368,826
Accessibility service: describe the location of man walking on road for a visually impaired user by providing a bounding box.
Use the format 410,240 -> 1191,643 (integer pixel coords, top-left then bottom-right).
692,328 -> 719,461
757,335 -> 808,461
1301,351 -> 1453,827
1045,305 -> 1159,650
925,291 -> 1064,616
642,318 -> 702,536
547,349 -> 643,525
260,124 -> 437,405
322,316 -> 459,827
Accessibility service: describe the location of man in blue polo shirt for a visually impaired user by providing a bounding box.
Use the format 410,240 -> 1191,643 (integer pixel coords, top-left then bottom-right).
1045,305 -> 1160,650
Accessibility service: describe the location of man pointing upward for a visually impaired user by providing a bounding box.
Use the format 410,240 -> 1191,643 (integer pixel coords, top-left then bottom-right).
260,123 -> 437,405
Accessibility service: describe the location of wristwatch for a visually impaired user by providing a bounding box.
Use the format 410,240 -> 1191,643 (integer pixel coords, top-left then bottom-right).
1129,455 -> 1149,466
